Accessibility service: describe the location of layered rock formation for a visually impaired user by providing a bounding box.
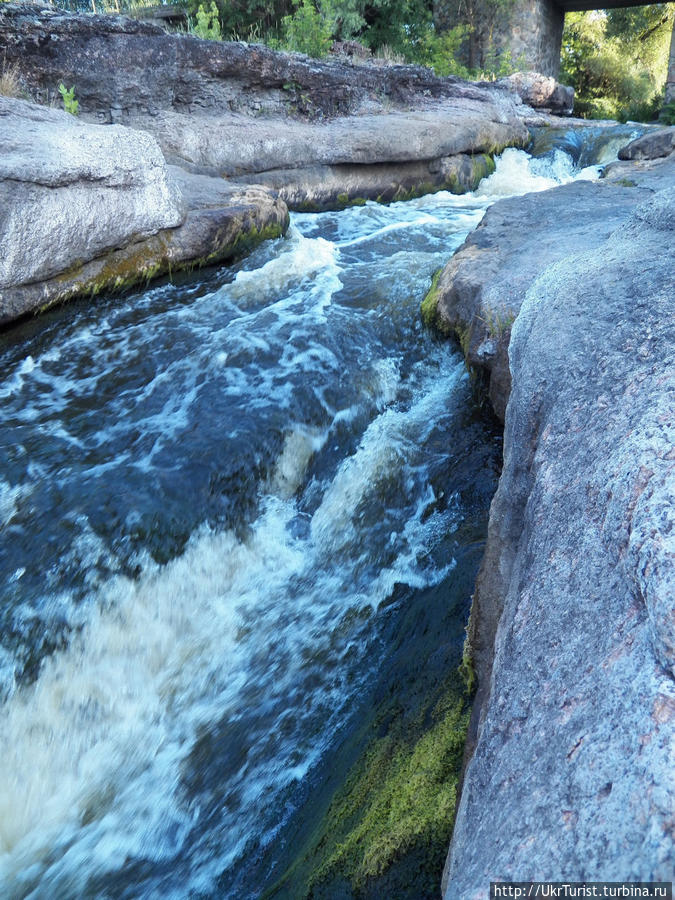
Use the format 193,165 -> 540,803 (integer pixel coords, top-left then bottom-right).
0,97 -> 288,325
0,1 -> 530,211
439,153 -> 675,896
0,1 -> 539,325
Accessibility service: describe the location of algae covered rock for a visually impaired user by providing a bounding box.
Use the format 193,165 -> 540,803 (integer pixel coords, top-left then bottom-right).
0,97 -> 289,326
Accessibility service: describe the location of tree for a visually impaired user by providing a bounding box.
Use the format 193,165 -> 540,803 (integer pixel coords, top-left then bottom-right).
560,3 -> 674,121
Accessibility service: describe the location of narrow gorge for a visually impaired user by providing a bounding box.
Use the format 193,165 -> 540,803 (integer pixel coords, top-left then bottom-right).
0,5 -> 673,898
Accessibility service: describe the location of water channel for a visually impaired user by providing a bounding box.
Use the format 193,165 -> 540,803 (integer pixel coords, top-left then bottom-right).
0,126 -> 639,899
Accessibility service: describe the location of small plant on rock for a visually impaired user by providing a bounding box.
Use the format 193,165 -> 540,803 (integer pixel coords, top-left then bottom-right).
58,82 -> 79,115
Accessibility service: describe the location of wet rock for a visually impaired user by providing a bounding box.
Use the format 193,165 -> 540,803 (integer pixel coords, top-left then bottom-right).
442,172 -> 675,896
618,126 -> 675,161
497,71 -> 574,115
229,154 -> 496,211
427,158 -> 674,420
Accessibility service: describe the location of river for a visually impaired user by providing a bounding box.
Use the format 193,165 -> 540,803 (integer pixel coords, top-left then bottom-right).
0,126 -> 639,899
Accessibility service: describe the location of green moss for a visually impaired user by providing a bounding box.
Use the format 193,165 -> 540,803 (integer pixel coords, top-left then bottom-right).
41,218 -> 287,314
308,686 -> 469,894
458,633 -> 476,697
263,662 -> 471,900
612,177 -> 637,188
335,192 -> 368,209
420,268 -> 450,334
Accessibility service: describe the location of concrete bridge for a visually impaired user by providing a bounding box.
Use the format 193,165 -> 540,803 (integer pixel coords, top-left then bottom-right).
441,0 -> 675,99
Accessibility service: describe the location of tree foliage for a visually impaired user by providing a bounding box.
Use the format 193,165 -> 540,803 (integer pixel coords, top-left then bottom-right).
560,4 -> 674,121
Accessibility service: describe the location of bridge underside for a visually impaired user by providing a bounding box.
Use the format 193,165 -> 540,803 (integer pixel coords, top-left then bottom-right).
557,0 -> 669,12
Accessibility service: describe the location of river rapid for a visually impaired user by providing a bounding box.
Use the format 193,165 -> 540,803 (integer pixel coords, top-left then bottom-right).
0,128 -> 639,899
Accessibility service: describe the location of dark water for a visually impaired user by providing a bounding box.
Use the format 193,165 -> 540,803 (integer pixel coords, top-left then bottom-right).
0,149 -> 597,898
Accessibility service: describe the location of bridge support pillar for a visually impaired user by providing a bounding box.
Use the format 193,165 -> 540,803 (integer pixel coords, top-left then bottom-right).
666,17 -> 675,104
436,0 -> 565,77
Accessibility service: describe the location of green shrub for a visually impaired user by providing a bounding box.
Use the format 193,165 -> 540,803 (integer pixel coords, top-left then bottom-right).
561,6 -> 674,122
280,0 -> 332,57
659,99 -> 675,126
192,1 -> 222,40
58,82 -> 79,115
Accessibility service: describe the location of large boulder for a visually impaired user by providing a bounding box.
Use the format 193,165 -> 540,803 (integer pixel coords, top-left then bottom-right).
0,96 -> 184,291
442,171 -> 675,896
0,97 -> 289,325
425,157 -> 674,420
498,71 -> 574,115
618,126 -> 675,161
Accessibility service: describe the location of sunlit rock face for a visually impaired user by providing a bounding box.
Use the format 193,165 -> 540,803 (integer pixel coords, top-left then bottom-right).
443,169 -> 675,897
0,98 -> 289,325
0,97 -> 185,291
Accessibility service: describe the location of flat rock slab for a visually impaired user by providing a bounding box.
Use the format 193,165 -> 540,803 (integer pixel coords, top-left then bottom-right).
443,176 -> 675,896
1,166 -> 288,326
429,158 -> 674,419
137,105 -> 528,178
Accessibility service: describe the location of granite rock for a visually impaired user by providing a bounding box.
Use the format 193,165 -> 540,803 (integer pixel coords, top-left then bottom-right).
0,96 -> 184,291
428,158 -> 674,420
497,71 -> 574,114
443,172 -> 675,897
618,126 -> 675,161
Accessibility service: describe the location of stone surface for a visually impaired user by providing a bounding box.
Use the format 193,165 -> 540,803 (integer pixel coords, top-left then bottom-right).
0,96 -> 184,291
139,105 -> 526,179
0,3 -> 532,210
0,2 -> 523,122
618,127 -> 675,161
1,165 -> 288,326
436,0 -> 564,77
497,71 -> 574,114
0,97 -> 288,325
230,154 -> 496,210
442,166 -> 675,897
428,158 -> 674,420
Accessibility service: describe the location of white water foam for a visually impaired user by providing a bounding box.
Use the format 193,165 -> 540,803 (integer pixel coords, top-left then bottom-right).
476,147 -> 601,199
224,227 -> 339,307
0,351 -> 466,898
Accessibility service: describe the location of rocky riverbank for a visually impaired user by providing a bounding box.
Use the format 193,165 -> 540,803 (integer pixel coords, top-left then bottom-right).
0,1 -> 544,325
432,138 -> 675,896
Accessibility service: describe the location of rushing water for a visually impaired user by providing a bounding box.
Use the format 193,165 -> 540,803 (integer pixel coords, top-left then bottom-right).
0,141 -> 630,899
